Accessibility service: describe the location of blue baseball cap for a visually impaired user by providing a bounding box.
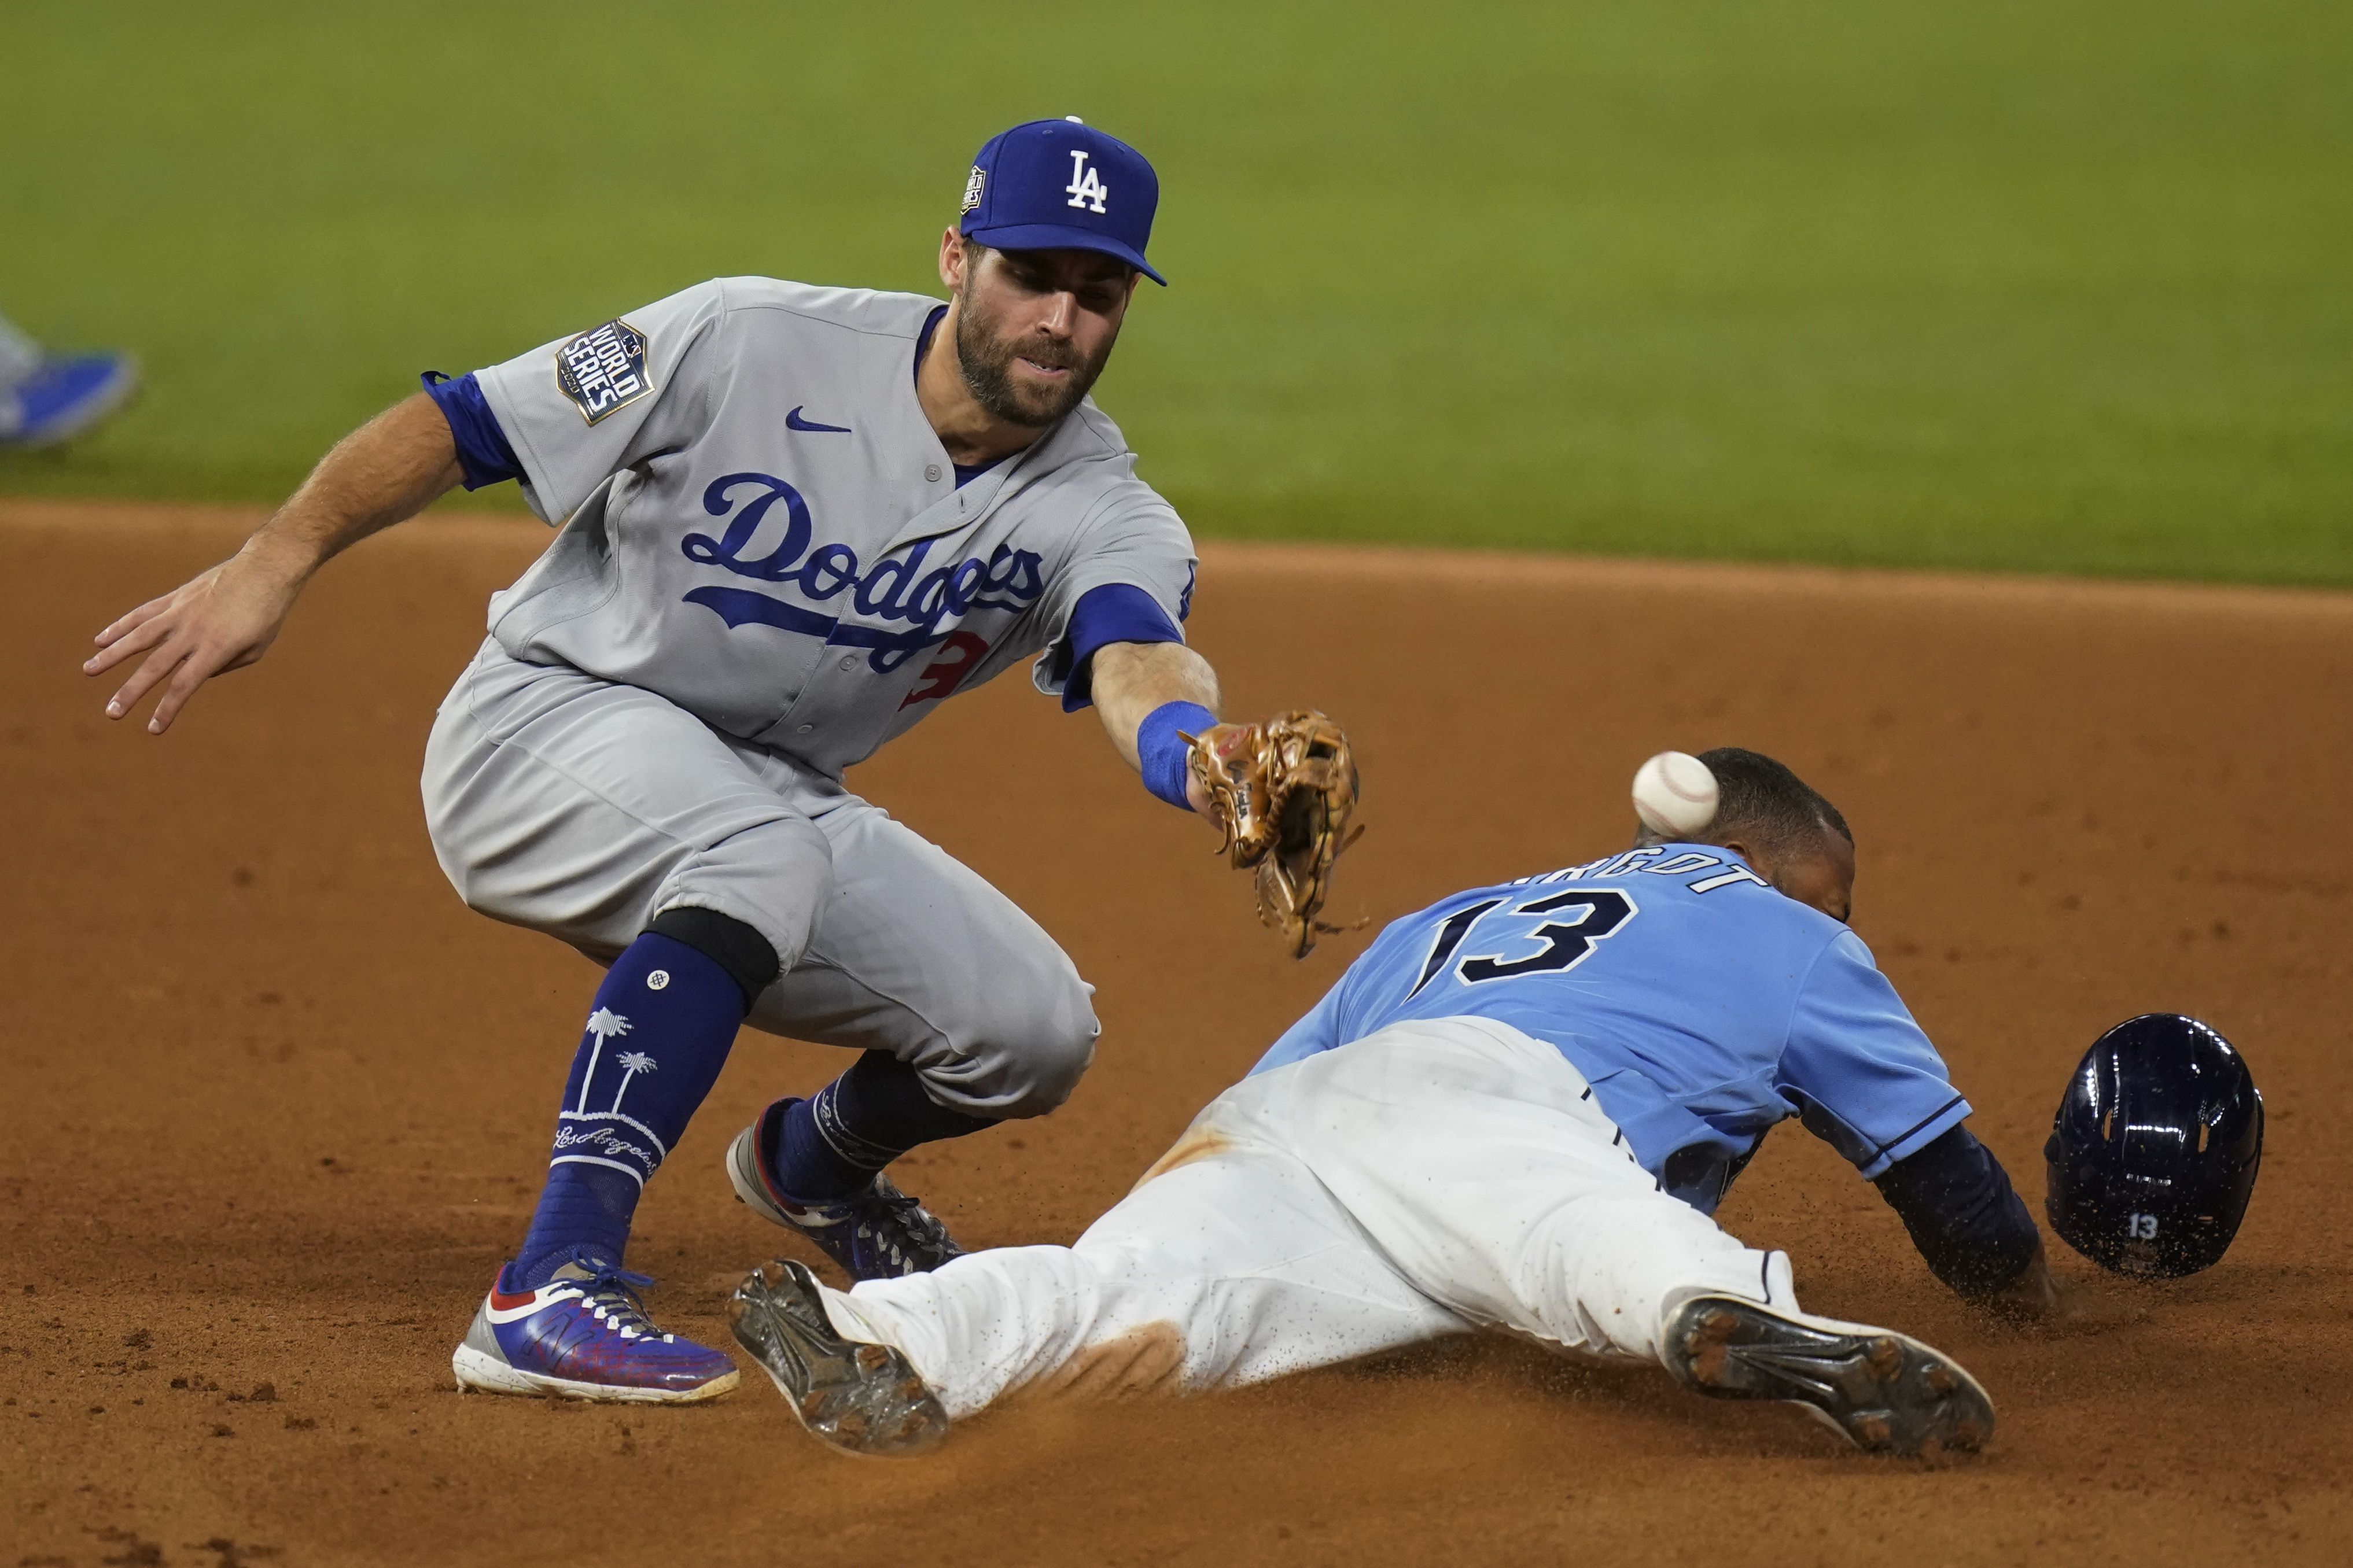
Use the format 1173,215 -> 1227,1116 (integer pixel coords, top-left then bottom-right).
958,117 -> 1166,286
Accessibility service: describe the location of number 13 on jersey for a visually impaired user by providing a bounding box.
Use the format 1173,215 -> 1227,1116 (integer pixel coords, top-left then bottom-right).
1406,889 -> 1640,1000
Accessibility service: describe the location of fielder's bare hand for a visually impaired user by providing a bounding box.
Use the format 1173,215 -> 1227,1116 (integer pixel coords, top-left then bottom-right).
83,393 -> 462,733
85,547 -> 311,733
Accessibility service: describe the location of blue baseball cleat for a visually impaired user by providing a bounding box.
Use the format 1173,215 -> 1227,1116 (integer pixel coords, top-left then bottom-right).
452,1252 -> 739,1403
724,1097 -> 965,1281
0,353 -> 140,448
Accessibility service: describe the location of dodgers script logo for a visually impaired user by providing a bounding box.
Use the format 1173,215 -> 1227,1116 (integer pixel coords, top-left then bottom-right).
679,472 -> 1046,685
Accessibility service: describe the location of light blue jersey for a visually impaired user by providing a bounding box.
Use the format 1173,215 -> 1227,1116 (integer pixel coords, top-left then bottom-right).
1250,843 -> 1969,1213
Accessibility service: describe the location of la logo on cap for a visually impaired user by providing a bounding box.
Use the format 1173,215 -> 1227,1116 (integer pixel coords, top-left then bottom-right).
1056,115 -> 1109,214
1065,151 -> 1109,213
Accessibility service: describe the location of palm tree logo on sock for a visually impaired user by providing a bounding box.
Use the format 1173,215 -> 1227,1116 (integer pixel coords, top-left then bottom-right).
611,1051 -> 658,1114
576,1008 -> 633,1111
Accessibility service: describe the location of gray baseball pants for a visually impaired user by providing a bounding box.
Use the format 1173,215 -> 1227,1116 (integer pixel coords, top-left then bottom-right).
420,640 -> 1099,1119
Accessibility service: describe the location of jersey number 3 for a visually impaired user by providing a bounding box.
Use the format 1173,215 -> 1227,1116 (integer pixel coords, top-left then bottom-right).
1408,888 -> 1639,998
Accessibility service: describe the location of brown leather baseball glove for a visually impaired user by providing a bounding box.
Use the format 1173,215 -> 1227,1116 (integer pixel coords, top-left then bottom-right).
1184,710 -> 1364,958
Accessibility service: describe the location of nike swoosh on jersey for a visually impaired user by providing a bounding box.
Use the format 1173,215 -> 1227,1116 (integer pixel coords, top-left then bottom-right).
785,407 -> 852,433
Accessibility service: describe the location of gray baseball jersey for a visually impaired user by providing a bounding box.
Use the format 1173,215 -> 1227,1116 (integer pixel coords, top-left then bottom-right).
421,275 -> 1195,1119
472,276 -> 1198,777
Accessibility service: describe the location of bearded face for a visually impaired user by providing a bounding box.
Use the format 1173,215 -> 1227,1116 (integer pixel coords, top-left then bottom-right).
952,246 -> 1131,427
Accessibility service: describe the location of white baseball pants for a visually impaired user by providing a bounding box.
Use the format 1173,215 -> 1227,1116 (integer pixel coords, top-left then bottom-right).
824,1016 -> 1796,1419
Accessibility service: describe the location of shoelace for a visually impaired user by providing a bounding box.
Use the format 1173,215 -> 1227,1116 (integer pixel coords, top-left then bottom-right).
550,1252 -> 665,1338
861,1185 -> 956,1255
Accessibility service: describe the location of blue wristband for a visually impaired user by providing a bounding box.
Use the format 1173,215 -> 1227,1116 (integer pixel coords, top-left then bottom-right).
1137,700 -> 1216,811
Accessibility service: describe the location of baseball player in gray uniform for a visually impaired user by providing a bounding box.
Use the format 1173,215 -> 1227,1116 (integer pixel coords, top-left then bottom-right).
86,119 -> 1312,1404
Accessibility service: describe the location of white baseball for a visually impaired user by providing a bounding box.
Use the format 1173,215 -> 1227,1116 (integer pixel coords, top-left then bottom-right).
1631,751 -> 1719,837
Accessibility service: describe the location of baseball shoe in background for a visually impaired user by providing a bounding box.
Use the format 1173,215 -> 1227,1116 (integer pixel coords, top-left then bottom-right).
725,1097 -> 966,1281
452,1252 -> 739,1403
727,1257 -> 948,1457
1660,1291 -> 1994,1457
0,352 -> 139,448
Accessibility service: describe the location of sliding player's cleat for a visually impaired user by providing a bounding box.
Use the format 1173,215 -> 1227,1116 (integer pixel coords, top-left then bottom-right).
1662,1292 -> 1994,1458
728,1257 -> 949,1457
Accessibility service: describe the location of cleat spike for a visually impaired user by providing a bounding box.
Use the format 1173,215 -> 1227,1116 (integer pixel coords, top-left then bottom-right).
1661,1293 -> 1994,1459
729,1258 -> 949,1458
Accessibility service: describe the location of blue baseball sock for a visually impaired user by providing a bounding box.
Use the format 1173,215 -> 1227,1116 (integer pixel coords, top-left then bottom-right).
768,1050 -> 995,1201
511,933 -> 747,1287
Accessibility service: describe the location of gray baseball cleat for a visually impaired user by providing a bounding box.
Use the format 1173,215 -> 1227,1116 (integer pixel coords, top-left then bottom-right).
727,1257 -> 949,1458
1660,1292 -> 1995,1458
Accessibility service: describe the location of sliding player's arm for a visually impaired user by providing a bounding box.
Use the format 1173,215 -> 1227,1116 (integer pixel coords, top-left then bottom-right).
1777,930 -> 2049,1311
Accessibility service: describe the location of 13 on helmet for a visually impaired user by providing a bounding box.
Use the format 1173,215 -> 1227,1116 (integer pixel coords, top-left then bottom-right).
2044,1014 -> 2263,1277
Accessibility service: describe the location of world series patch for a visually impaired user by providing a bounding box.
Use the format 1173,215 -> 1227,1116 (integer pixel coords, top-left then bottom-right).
554,319 -> 652,425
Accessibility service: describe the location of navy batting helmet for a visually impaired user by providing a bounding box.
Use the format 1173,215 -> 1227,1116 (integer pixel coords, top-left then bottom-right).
2044,1014 -> 2263,1278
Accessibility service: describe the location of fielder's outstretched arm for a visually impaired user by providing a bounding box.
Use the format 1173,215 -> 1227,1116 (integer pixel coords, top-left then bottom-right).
84,392 -> 463,734
1086,636 -> 1362,954
1088,638 -> 1220,816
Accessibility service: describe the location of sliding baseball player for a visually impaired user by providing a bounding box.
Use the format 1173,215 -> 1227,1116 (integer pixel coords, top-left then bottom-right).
728,748 -> 2071,1456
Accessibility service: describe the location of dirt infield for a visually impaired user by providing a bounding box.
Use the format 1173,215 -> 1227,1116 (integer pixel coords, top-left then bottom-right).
5,500 -> 2350,1567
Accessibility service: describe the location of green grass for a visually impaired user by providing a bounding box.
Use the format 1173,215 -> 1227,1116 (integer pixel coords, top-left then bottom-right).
6,1 -> 2349,582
